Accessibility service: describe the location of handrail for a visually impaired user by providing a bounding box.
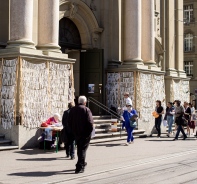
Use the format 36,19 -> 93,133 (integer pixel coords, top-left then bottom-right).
88,97 -> 121,119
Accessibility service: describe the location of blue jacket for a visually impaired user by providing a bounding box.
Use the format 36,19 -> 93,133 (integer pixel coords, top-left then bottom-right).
122,109 -> 137,129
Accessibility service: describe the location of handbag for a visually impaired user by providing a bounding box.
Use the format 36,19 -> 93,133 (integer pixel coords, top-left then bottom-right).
152,111 -> 159,118
163,120 -> 167,127
127,112 -> 137,128
181,117 -> 188,127
192,114 -> 197,121
130,121 -> 137,128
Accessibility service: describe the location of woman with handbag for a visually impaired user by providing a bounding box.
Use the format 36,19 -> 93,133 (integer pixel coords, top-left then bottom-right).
154,100 -> 164,138
122,102 -> 138,146
173,100 -> 187,140
189,103 -> 195,135
184,102 -> 191,136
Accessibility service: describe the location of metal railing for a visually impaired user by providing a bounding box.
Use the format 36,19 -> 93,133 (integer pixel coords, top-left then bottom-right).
88,97 -> 121,120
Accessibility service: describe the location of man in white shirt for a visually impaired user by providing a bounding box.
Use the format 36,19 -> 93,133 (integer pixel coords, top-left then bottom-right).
124,92 -> 132,106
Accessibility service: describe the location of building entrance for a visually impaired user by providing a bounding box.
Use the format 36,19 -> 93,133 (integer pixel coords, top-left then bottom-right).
59,18 -> 103,115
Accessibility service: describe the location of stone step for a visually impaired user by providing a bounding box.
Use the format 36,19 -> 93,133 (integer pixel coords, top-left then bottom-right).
0,134 -> 5,139
93,129 -> 145,139
90,134 -> 147,144
93,115 -> 112,120
95,123 -> 122,128
0,146 -> 19,151
0,139 -> 12,145
94,119 -> 117,124
95,127 -> 136,134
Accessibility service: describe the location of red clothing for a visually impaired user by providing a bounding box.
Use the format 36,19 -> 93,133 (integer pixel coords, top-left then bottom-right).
45,117 -> 58,136
45,117 -> 58,125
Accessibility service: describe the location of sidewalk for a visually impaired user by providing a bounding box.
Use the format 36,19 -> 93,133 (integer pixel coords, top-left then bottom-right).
0,136 -> 196,184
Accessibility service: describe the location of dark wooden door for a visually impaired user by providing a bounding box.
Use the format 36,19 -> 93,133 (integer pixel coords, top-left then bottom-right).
80,49 -> 103,115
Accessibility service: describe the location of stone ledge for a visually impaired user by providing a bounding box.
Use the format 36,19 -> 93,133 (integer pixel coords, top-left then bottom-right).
0,47 -> 75,63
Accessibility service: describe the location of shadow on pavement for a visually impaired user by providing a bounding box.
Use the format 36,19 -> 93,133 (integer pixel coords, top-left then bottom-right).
16,157 -> 68,161
91,143 -> 124,147
146,138 -> 196,142
8,170 -> 76,177
13,148 -> 65,155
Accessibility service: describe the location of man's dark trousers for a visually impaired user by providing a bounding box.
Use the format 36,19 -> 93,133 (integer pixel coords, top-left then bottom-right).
175,125 -> 187,139
76,136 -> 91,170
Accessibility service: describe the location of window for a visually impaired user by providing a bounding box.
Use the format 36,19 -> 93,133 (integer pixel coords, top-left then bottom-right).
184,61 -> 193,76
184,33 -> 193,52
184,5 -> 194,23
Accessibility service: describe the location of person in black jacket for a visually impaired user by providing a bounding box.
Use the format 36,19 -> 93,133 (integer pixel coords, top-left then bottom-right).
68,96 -> 94,174
155,100 -> 164,138
62,102 -> 75,159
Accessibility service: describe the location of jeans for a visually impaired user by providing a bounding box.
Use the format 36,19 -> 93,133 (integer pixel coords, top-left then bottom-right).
155,117 -> 162,136
167,115 -> 174,134
175,125 -> 187,139
76,136 -> 91,170
126,127 -> 135,142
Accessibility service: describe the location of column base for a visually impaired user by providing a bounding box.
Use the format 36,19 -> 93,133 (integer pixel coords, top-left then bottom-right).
6,40 -> 36,49
36,44 -> 61,53
165,68 -> 178,77
123,58 -> 143,65
119,64 -> 149,70
177,70 -> 187,78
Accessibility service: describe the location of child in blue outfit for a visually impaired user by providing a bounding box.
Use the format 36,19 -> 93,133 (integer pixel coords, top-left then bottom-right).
122,102 -> 138,145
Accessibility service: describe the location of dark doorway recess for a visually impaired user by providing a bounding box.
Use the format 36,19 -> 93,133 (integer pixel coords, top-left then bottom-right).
59,17 -> 81,52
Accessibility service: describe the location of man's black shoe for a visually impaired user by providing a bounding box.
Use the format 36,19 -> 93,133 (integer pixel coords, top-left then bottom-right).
66,155 -> 69,158
183,136 -> 187,140
71,156 -> 75,160
173,138 -> 178,141
75,169 -> 84,174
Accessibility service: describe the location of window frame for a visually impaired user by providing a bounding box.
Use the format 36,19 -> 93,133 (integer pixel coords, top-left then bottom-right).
184,33 -> 194,52
184,4 -> 194,23
184,61 -> 193,76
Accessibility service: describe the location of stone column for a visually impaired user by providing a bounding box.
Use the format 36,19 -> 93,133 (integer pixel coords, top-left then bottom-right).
175,0 -> 186,77
141,0 -> 156,66
37,0 -> 61,52
123,0 -> 143,65
165,0 -> 177,76
7,0 -> 35,49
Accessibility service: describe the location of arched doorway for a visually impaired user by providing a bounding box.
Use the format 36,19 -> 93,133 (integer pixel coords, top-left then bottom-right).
59,17 -> 104,115
59,17 -> 81,52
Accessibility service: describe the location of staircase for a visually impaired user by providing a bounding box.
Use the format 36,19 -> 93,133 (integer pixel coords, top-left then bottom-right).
0,134 -> 18,151
90,115 -> 147,144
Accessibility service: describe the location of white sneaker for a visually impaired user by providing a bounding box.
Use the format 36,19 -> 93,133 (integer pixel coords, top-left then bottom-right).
129,141 -> 134,144
125,143 -> 129,146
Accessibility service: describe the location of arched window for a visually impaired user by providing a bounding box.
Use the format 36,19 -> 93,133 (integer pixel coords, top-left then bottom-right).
59,18 -> 81,52
184,33 -> 193,52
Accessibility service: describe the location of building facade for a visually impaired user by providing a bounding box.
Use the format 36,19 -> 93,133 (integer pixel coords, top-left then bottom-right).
183,0 -> 197,102
0,0 -> 190,148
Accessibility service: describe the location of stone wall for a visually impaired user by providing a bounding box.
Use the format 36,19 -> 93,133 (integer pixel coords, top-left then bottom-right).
0,56 -> 74,148
136,73 -> 166,135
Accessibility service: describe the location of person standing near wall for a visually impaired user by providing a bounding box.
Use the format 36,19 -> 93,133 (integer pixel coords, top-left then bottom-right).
165,102 -> 175,137
123,92 -> 132,107
184,102 -> 191,136
62,102 -> 75,160
189,103 -> 196,136
68,96 -> 94,174
154,100 -> 164,138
